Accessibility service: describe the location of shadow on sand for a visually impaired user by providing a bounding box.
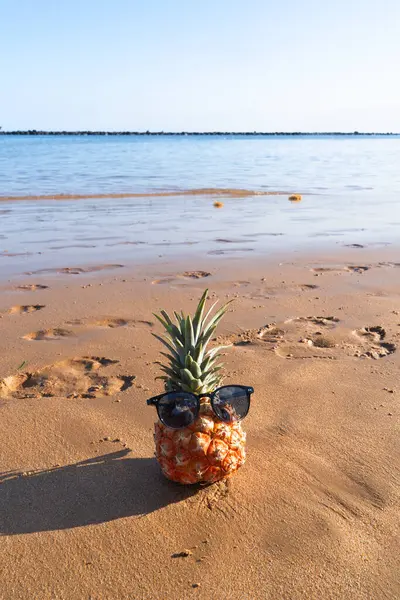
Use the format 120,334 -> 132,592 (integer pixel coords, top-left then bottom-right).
0,449 -> 197,535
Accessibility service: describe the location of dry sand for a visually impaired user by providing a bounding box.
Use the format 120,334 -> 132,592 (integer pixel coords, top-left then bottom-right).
0,251 -> 399,599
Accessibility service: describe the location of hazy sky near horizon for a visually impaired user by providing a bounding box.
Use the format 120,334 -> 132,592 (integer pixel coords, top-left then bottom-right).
1,0 -> 400,131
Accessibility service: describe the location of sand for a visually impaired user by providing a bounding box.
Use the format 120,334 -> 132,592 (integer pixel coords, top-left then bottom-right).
0,250 -> 399,599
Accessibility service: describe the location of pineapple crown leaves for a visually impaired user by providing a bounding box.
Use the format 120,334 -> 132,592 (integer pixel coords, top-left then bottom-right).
153,289 -> 232,394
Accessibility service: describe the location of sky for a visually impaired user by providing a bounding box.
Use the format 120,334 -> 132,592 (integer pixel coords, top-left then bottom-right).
1,0 -> 400,132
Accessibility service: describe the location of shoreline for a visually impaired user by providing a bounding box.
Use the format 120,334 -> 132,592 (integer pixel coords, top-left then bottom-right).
1,242 -> 399,283
1,239 -> 400,290
2,189 -> 399,284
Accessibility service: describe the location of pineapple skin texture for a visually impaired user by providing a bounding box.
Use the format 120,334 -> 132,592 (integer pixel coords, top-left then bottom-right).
153,401 -> 246,484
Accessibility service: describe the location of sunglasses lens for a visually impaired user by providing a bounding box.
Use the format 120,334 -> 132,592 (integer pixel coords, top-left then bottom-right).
157,392 -> 198,429
212,386 -> 250,422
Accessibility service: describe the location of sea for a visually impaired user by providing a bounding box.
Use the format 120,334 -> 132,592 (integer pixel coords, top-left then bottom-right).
1,134 -> 400,278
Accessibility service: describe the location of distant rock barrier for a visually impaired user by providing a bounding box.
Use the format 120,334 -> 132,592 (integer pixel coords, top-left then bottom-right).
0,131 -> 398,136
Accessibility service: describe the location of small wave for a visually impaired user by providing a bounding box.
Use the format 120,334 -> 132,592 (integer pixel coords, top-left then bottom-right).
0,188 -> 292,202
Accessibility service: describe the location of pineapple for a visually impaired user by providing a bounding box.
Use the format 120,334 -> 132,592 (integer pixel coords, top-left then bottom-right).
151,289 -> 247,485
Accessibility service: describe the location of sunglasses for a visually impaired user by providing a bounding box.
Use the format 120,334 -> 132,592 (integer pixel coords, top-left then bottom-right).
147,385 -> 253,430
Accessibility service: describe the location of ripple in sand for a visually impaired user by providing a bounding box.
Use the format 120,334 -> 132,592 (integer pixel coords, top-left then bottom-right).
0,356 -> 136,399
74,236 -> 124,242
1,251 -> 35,257
378,262 -> 400,269
243,232 -> 284,237
214,238 -> 255,244
151,277 -> 178,285
208,248 -> 255,255
105,241 -> 146,247
25,238 -> 64,245
49,244 -> 97,250
153,241 -> 199,247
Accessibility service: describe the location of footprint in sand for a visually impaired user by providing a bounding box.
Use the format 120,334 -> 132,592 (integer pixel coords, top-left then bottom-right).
287,316 -> 340,327
152,271 -> 211,285
181,271 -> 211,279
296,284 -> 319,291
66,317 -> 153,329
215,323 -> 285,347
352,326 -> 396,359
16,284 -> 49,292
310,267 -> 341,274
0,356 -> 136,399
218,316 -> 396,361
26,264 -> 124,276
311,265 -> 370,275
89,318 -> 131,328
274,316 -> 341,358
7,305 -> 45,314
276,320 -> 396,360
355,325 -> 386,342
23,328 -> 74,341
346,265 -> 370,273
249,283 -> 319,299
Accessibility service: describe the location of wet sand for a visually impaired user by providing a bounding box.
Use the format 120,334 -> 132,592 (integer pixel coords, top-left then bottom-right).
0,250 -> 399,599
3,188 -> 400,287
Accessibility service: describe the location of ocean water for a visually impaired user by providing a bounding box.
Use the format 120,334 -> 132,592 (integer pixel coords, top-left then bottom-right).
1,135 -> 400,278
1,134 -> 400,197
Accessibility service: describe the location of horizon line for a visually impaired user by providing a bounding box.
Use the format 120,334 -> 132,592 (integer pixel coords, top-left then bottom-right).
0,130 -> 399,136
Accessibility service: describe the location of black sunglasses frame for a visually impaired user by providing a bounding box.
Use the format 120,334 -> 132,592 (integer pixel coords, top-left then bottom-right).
147,385 -> 253,429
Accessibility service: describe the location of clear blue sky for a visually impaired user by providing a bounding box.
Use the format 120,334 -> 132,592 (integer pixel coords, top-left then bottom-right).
1,0 -> 399,131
